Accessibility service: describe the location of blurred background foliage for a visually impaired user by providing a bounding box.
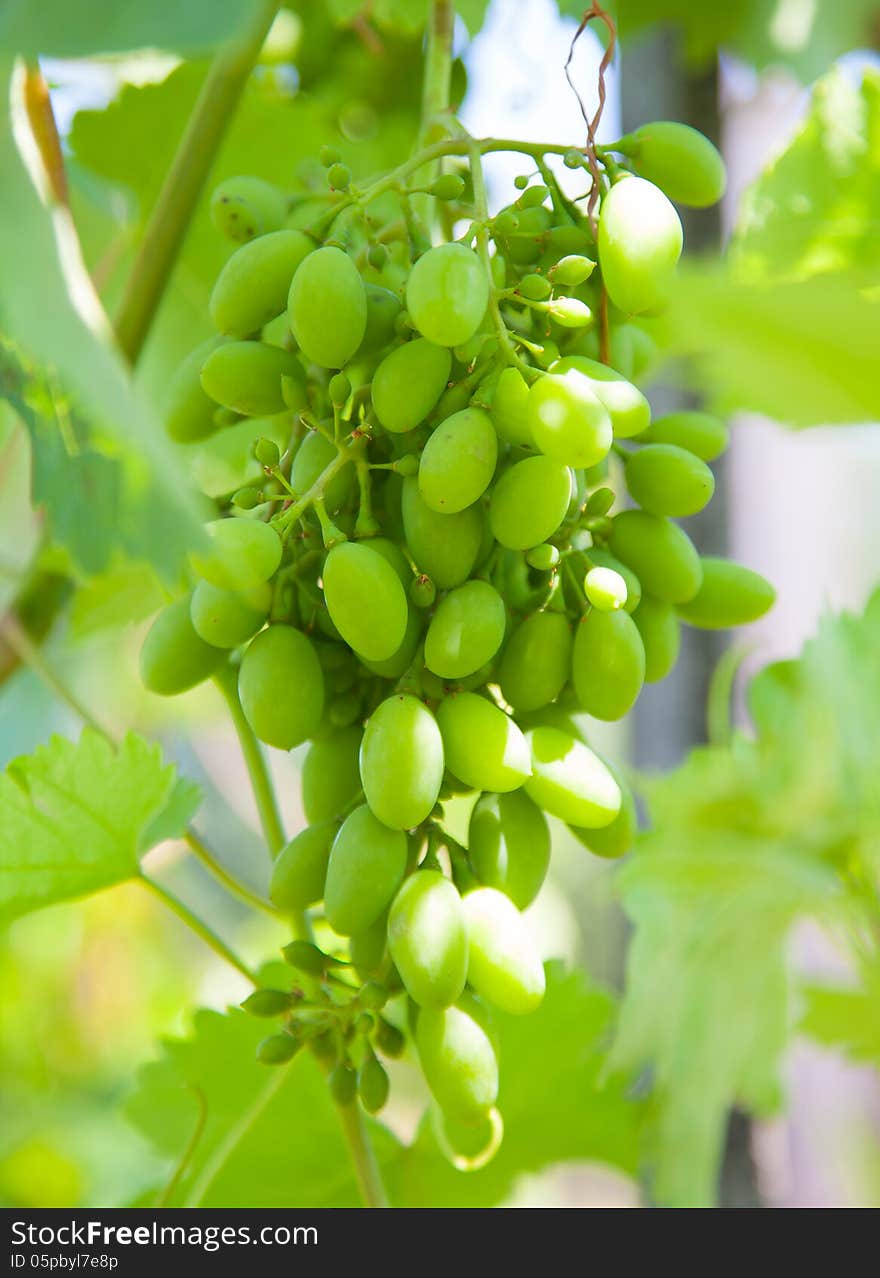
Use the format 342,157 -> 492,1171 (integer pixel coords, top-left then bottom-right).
1,0 -> 879,1208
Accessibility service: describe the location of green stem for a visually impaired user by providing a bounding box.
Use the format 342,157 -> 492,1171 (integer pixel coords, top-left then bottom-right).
183,830 -> 279,918
214,666 -> 286,856
142,875 -> 257,984
333,1096 -> 390,1208
114,0 -> 281,362
415,0 -> 455,212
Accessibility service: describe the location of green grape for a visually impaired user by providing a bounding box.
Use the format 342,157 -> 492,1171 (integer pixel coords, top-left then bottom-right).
328,372 -> 351,405
430,172 -> 466,200
518,273 -> 552,301
418,408 -> 497,513
432,1106 -> 503,1170
517,183 -> 549,208
524,725 -> 621,827
200,341 -> 301,416
356,283 -> 402,357
584,566 -> 627,612
631,595 -> 680,682
359,694 -> 444,829
322,541 -> 408,661
359,981 -> 388,1011
371,339 -> 452,434
362,536 -> 411,586
190,579 -> 269,648
569,764 -> 637,858
291,430 -> 353,513
190,414 -> 291,499
598,177 -> 682,315
416,996 -> 499,1123
410,574 -> 436,608
677,557 -> 776,629
375,1017 -> 405,1059
165,338 -> 225,442
505,204 -> 551,263
424,580 -> 506,680
256,1033 -> 299,1065
552,355 -> 650,439
468,790 -> 550,909
210,176 -> 286,243
626,443 -> 715,517
462,888 -> 545,1015
572,608 -> 646,721
549,254 -> 595,286
324,804 -> 407,935
434,383 -> 472,421
498,611 -> 571,712
327,162 -> 351,190
586,486 -> 614,516
359,604 -> 422,679
191,517 -> 282,591
387,870 -> 468,1009
401,477 -> 483,589
210,230 -> 313,338
616,121 -> 726,208
140,596 -> 224,695
270,819 -> 337,910
241,988 -> 293,1017
609,510 -> 702,604
238,625 -> 324,749
261,311 -> 294,350
586,548 -> 641,613
635,410 -> 729,461
527,369 -> 612,468
288,246 -> 367,368
349,912 -> 388,977
301,725 -> 363,823
254,436 -> 280,468
546,296 -> 592,328
525,543 -> 560,571
436,692 -> 530,792
358,1052 -> 390,1113
329,1061 -> 357,1105
490,366 -> 533,447
282,939 -> 332,976
406,243 -> 489,347
489,456 -> 572,550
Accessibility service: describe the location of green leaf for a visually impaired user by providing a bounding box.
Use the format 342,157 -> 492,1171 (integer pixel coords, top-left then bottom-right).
801,977 -> 880,1066
0,729 -> 197,922
732,69 -> 880,283
0,0 -> 261,58
386,963 -> 641,1206
456,0 -> 492,36
69,561 -> 165,638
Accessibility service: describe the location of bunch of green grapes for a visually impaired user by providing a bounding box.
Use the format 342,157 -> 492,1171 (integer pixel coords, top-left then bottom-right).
141,122 -> 773,1166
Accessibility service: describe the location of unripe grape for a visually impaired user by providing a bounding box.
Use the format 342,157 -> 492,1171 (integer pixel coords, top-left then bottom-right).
425,581 -> 506,680
372,339 -> 452,434
469,791 -> 550,910
528,370 -> 612,468
324,805 -> 407,935
430,173 -> 466,200
301,726 -> 362,824
165,338 -> 225,442
492,210 -> 519,236
191,518 -> 282,591
210,229 -> 313,338
282,939 -> 331,975
546,296 -> 592,328
513,174 -> 530,190
549,254 -> 595,286
329,372 -> 351,405
499,611 -> 572,713
401,475 -> 484,591
211,176 -> 286,243
319,145 -> 341,168
256,1034 -> 299,1065
584,566 -> 627,612
525,543 -> 560,571
375,1017 -> 405,1059
406,244 -> 489,347
238,625 -> 324,749
462,888 -> 545,1014
329,1061 -> 357,1105
359,694 -> 444,830
254,436 -> 281,468
190,580 -> 270,648
517,184 -> 549,209
572,608 -> 645,720
598,176 -> 683,315
327,162 -> 351,190
586,487 -> 615,517
288,246 -> 367,368
367,242 -> 388,269
201,341 -> 302,416
393,454 -> 419,478
436,692 -> 531,792
270,820 -> 337,910
490,365 -> 533,447
357,282 -> 401,356
387,870 -> 468,1008
626,444 -> 715,517
410,574 -> 436,608
617,121 -> 726,208
505,205 -> 551,263
233,487 -> 262,510
350,914 -> 388,978
358,1052 -> 390,1113
635,410 -> 729,461
587,548 -> 641,614
676,558 -> 775,629
563,149 -> 584,168
632,595 -> 680,682
518,273 -> 551,301
416,997 -> 499,1123
418,407 -> 497,514
552,354 -> 650,440
241,988 -> 294,1017
609,510 -> 702,603
322,541 -> 408,662
140,596 -> 224,695
525,725 -> 621,827
489,455 -> 572,550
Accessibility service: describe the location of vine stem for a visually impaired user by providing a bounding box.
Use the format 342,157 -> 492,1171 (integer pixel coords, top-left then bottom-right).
183,830 -> 279,918
214,665 -> 286,857
333,1096 -> 390,1208
114,0 -> 281,362
142,875 -> 257,985
415,0 -> 455,210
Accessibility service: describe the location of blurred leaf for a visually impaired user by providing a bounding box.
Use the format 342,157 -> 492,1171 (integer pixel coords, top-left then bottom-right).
0,729 -> 197,922
801,977 -> 880,1065
733,69 -> 880,282
386,963 -> 641,1206
612,592 -> 880,1205
69,561 -> 165,638
0,0 -> 261,58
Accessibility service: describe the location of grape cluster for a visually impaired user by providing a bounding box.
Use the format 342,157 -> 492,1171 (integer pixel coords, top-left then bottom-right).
141,122 -> 773,1165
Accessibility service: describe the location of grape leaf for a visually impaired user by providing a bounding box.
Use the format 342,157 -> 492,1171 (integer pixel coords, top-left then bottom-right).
611,593 -> 880,1206
0,729 -> 198,922
0,0 -> 260,58
69,561 -> 165,638
801,977 -> 880,1066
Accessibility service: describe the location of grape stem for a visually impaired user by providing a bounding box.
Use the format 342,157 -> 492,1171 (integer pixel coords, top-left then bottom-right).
141,875 -> 258,985
183,830 -> 279,918
214,666 -> 286,857
114,0 -> 281,362
333,1096 -> 390,1208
